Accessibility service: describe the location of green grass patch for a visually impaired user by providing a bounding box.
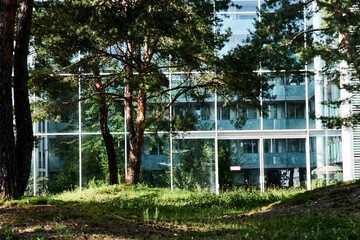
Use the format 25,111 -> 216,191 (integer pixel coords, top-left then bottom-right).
49,185 -> 304,225
1,181 -> 360,239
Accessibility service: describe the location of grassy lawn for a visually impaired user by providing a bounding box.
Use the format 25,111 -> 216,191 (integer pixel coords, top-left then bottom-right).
1,182 -> 360,239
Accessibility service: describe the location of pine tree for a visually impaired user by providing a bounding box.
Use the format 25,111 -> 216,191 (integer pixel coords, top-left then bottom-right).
0,0 -> 34,200
32,0 -> 270,184
250,0 -> 360,127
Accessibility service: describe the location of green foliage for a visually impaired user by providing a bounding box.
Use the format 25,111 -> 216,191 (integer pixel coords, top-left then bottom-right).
0,225 -> 20,240
218,141 -> 237,189
173,139 -> 215,191
31,0 -> 270,132
252,0 -> 360,127
35,135 -> 125,194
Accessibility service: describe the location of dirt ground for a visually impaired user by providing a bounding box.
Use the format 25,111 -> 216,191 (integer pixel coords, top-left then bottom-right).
0,204 -> 178,239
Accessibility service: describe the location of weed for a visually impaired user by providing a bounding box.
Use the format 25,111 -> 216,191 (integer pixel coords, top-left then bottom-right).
143,208 -> 149,222
1,225 -> 20,240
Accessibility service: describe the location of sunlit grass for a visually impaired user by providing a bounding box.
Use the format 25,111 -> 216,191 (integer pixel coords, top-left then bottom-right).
2,182 -> 360,239
45,184 -> 305,225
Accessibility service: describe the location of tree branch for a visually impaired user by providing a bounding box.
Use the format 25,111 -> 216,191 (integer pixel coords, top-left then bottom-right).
285,27 -> 331,46
304,0 -> 315,6
143,79 -> 225,128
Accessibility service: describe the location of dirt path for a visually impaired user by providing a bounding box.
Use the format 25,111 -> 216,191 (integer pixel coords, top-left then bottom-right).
0,204 -> 175,239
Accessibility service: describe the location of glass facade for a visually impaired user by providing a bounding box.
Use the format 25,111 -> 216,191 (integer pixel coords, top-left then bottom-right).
264,139 -> 306,188
28,0 -> 351,195
219,139 -> 260,189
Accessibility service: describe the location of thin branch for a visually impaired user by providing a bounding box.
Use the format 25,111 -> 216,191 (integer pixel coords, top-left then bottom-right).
304,0 -> 315,6
285,27 -> 331,46
102,65 -> 126,89
144,79 -> 225,128
146,74 -> 193,99
44,54 -> 99,81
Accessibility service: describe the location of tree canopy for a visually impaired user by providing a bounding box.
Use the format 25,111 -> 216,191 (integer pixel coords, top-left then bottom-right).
251,0 -> 360,127
31,0 -> 270,184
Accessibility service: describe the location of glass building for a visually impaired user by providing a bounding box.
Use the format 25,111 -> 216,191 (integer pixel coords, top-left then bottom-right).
28,0 -> 357,195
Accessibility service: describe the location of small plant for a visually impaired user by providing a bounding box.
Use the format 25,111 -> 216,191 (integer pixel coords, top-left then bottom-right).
154,207 -> 159,222
143,208 -> 150,222
1,225 -> 20,240
143,207 -> 160,223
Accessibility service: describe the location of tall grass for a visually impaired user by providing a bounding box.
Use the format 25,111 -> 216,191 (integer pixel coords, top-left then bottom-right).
50,184 -> 304,225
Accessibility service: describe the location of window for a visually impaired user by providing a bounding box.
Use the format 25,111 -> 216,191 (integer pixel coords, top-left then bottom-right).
174,105 -> 185,117
201,105 -> 211,120
288,139 -> 305,153
266,104 -> 277,119
237,140 -> 258,153
149,137 -> 164,155
287,103 -> 305,118
247,108 -> 258,119
221,106 -> 230,120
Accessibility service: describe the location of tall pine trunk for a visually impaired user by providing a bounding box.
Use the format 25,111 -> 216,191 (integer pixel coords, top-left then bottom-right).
13,0 -> 34,198
0,0 -> 17,200
125,86 -> 146,184
99,96 -> 119,185
93,67 -> 119,185
0,0 -> 34,200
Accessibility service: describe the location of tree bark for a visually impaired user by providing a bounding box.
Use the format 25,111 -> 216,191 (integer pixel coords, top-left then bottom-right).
93,67 -> 119,185
99,98 -> 119,185
0,0 -> 18,200
125,88 -> 146,184
13,0 -> 34,198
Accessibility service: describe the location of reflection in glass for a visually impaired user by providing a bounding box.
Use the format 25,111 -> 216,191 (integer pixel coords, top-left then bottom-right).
310,136 -> 343,188
218,103 -> 261,130
33,136 -> 79,194
140,134 -> 170,187
218,13 -> 257,54
263,101 -> 306,129
173,139 -> 215,192
82,134 -> 125,187
82,99 -> 125,133
264,139 -> 306,188
219,140 -> 260,190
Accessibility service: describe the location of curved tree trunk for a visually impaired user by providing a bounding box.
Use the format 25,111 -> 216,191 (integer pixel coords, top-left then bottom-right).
0,0 -> 18,200
99,97 -> 119,185
13,0 -> 34,198
93,67 -> 119,185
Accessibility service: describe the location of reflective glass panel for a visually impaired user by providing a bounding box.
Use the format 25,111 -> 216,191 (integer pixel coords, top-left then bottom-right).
264,139 -> 306,188
81,134 -> 125,187
218,13 -> 257,54
310,136 -> 343,188
219,139 -> 260,190
173,139 -> 215,192
140,134 -> 170,187
33,135 -> 79,194
171,74 -> 215,131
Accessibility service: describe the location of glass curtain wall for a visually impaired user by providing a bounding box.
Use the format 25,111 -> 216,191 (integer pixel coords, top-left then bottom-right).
29,0 -> 347,195
310,135 -> 343,188
218,139 -> 260,189
264,139 -> 306,188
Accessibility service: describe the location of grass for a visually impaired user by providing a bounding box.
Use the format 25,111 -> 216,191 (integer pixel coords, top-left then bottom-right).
1,181 -> 360,239
51,184 -> 304,224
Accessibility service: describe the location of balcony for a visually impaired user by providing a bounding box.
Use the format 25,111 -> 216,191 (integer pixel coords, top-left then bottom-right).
263,118 -> 306,130
270,85 -> 306,100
